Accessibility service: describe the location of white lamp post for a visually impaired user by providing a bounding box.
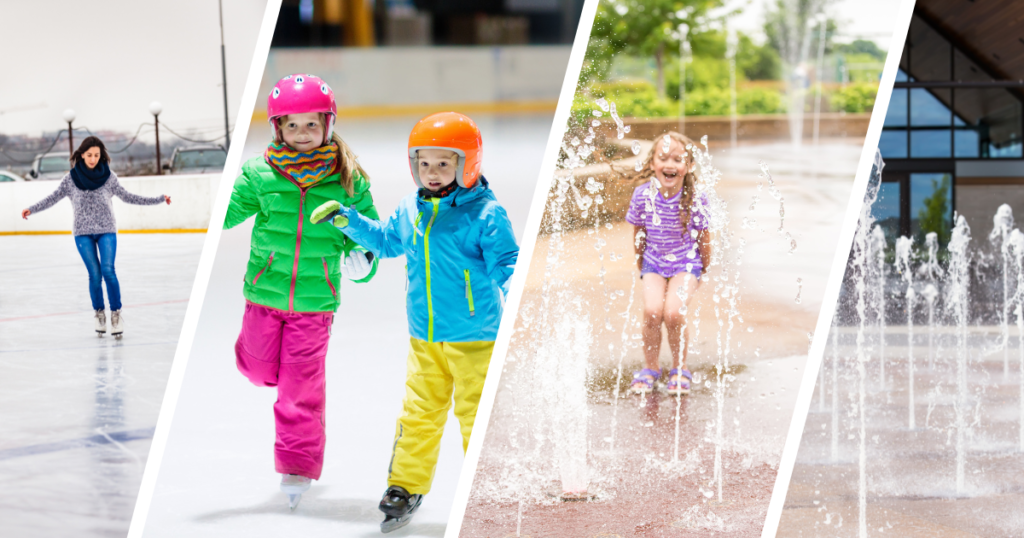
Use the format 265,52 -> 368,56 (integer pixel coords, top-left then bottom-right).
150,101 -> 163,175
62,108 -> 76,155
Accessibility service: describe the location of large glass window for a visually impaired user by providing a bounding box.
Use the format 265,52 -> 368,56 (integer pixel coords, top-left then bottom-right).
880,14 -> 1024,161
909,89 -> 950,126
886,88 -> 907,127
872,181 -> 902,247
880,131 -> 907,158
911,131 -> 951,158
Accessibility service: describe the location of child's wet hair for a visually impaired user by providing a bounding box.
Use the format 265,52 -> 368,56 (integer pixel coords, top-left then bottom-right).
633,132 -> 697,182
632,131 -> 700,238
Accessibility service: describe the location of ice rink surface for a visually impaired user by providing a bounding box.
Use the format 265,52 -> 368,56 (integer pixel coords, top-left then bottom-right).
138,114 -> 553,537
0,233 -> 203,537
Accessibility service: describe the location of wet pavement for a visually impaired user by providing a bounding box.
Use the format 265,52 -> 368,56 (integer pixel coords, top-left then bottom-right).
460,140 -> 864,537
779,328 -> 1024,537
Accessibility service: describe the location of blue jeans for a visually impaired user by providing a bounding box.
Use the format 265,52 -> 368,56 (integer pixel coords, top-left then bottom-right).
74,233 -> 121,311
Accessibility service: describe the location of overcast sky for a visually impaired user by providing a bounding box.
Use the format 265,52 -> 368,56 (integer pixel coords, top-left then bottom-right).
0,0 -> 268,138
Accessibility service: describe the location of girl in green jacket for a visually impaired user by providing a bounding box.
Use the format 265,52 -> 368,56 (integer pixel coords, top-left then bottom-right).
225,74 -> 378,510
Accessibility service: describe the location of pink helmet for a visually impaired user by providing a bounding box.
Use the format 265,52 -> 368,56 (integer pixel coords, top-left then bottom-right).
267,74 -> 337,143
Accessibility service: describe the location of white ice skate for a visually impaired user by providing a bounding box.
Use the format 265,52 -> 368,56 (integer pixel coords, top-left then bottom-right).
94,309 -> 106,335
281,474 -> 312,510
110,309 -> 124,338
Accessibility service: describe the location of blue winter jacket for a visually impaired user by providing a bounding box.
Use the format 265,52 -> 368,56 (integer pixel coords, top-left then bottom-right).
336,177 -> 518,343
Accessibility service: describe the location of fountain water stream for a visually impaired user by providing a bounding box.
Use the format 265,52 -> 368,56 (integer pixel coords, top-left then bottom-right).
1010,228 -> 1024,451
851,150 -> 885,537
726,25 -> 738,148
896,236 -> 915,428
872,226 -> 887,388
947,215 -> 972,495
991,204 -> 1015,378
775,0 -> 828,147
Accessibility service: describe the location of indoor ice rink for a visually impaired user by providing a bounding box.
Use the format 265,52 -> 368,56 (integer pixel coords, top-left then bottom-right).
135,113 -> 553,537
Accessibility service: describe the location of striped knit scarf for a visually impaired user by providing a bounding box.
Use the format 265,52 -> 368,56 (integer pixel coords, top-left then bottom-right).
265,141 -> 338,188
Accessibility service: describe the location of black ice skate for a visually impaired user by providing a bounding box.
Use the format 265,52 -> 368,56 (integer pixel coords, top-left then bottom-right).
379,485 -> 423,533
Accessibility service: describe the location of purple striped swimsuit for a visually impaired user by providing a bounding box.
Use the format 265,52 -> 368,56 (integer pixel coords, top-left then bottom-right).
625,182 -> 707,279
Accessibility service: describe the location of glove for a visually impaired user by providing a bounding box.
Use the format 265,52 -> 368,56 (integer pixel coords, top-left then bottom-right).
340,249 -> 374,281
311,200 -> 349,227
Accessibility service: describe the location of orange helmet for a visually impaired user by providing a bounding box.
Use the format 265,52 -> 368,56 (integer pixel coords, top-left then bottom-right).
408,112 -> 482,189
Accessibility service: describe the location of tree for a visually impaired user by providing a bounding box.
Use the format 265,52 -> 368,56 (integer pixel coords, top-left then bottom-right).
763,0 -> 831,66
834,39 -> 886,61
588,0 -> 723,98
737,33 -> 782,81
917,175 -> 952,246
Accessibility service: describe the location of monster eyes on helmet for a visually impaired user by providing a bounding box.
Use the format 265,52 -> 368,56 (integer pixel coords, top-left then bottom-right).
320,84 -> 329,94
272,88 -> 281,99
295,75 -> 305,84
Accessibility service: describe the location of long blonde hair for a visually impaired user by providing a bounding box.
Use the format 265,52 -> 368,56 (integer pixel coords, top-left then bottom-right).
274,113 -> 369,196
630,131 -> 698,237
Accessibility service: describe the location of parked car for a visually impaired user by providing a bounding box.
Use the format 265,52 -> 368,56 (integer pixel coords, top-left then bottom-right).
164,146 -> 227,175
28,152 -> 71,180
0,170 -> 26,182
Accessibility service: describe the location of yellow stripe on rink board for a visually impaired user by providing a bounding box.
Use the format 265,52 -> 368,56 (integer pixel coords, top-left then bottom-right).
251,100 -> 559,122
0,229 -> 207,236
120,229 -> 207,234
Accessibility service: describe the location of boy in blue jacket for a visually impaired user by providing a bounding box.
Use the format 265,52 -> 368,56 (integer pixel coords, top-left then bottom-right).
311,112 -> 518,532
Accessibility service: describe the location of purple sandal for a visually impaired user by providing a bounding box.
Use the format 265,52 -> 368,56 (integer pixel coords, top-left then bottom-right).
666,368 -> 692,396
630,368 -> 661,394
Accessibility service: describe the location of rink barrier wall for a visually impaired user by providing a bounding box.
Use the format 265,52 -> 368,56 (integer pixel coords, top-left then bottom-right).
252,99 -> 559,121
0,173 -> 221,233
254,46 -> 572,111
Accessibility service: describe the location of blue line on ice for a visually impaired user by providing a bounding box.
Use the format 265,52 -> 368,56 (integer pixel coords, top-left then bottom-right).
0,427 -> 155,461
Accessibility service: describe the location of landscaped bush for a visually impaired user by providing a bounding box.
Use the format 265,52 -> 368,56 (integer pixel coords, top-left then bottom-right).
573,79 -> 787,119
827,82 -> 877,113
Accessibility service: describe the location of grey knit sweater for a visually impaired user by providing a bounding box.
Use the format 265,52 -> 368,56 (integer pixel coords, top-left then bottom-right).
28,172 -> 166,236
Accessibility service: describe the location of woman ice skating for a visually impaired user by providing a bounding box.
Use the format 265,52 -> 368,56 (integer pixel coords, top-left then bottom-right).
625,132 -> 711,396
21,136 -> 171,337
224,74 -> 379,510
311,112 -> 519,533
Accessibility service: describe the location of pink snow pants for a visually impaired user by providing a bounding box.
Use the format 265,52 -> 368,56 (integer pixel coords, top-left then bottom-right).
235,301 -> 333,480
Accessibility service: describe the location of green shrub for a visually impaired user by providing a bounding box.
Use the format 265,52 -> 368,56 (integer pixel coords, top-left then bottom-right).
574,79 -> 788,118
737,86 -> 786,114
582,79 -> 676,118
828,82 -> 877,113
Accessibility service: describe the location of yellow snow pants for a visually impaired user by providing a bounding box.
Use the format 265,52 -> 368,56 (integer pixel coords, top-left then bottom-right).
386,338 -> 494,495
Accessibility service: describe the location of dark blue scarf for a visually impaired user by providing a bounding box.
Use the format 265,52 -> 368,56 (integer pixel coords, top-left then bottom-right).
70,160 -> 111,191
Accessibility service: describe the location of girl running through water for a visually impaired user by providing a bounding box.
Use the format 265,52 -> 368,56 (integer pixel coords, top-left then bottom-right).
224,74 -> 379,510
21,136 -> 171,337
625,132 -> 711,396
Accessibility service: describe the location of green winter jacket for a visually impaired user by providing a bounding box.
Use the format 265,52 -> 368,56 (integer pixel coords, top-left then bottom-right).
224,157 -> 379,313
